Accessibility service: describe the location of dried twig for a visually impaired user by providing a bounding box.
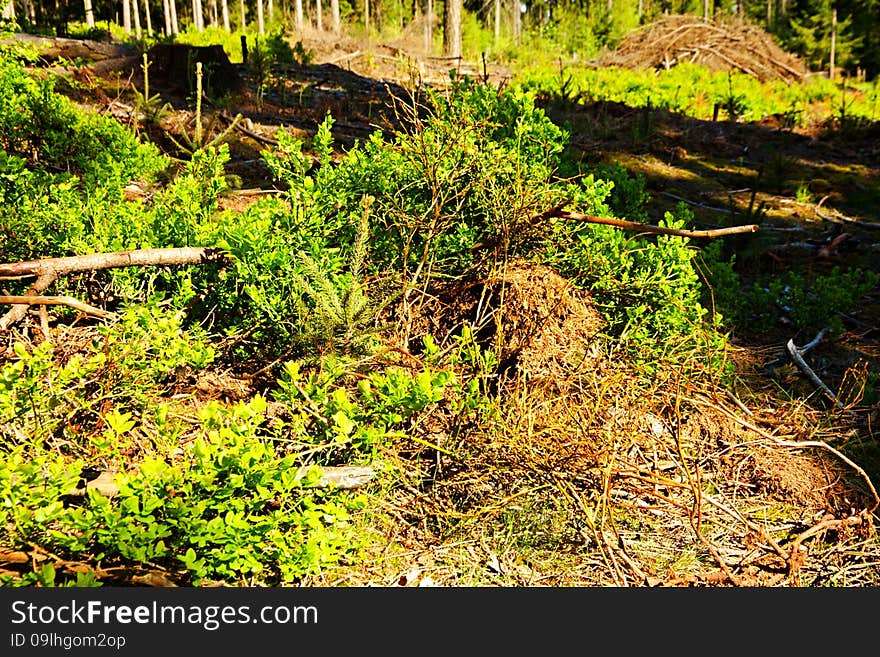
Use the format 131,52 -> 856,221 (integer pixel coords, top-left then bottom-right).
816,195 -> 880,229
0,295 -> 113,318
538,205 -> 759,239
786,329 -> 849,411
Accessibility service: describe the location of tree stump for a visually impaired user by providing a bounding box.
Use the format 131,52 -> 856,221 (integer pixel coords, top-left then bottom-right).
146,43 -> 244,97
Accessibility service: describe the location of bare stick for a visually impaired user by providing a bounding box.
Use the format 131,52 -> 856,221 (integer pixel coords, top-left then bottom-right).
540,207 -> 759,239
0,271 -> 56,331
786,334 -> 847,411
0,295 -> 114,318
816,195 -> 880,229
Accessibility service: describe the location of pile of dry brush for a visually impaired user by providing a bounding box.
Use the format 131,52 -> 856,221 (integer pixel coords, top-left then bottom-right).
600,15 -> 809,83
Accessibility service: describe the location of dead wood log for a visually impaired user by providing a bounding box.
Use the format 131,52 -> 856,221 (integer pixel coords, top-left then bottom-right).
67,465 -> 377,498
0,247 -> 231,331
1,33 -> 135,62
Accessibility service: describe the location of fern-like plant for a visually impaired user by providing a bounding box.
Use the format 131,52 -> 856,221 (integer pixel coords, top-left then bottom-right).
292,197 -> 398,354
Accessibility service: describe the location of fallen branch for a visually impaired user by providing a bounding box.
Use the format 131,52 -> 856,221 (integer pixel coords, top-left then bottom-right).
0,247 -> 231,331
322,49 -> 362,65
786,328 -> 850,412
219,111 -> 278,146
68,465 -> 377,499
540,205 -> 759,239
0,295 -> 113,318
816,195 -> 880,229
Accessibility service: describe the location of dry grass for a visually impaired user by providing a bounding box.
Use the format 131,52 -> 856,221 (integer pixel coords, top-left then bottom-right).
303,262 -> 880,588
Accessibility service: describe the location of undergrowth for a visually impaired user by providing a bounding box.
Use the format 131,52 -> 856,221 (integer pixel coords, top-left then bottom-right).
1,46 -> 877,586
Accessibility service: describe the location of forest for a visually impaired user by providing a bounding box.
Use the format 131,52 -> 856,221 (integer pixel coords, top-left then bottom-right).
0,0 -> 878,589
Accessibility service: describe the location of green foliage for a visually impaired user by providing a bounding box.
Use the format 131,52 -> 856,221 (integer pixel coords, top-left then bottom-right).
518,63 -> 880,125
0,301 -> 215,452
743,267 -> 878,335
545,202 -> 729,373
0,53 -> 167,189
783,0 -> 862,72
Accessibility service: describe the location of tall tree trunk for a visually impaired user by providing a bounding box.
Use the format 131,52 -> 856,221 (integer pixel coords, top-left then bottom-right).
364,0 -> 369,37
84,0 -> 95,25
316,0 -> 322,30
208,0 -> 217,25
423,0 -> 432,54
256,0 -> 264,33
169,0 -> 178,33
511,0 -> 520,45
294,0 -> 303,31
2,0 -> 15,20
131,0 -> 142,38
331,0 -> 340,33
220,0 -> 229,29
239,0 -> 245,28
162,0 -> 171,34
829,7 -> 836,80
122,0 -> 131,34
443,0 -> 461,57
493,0 -> 500,48
143,0 -> 153,34
267,0 -> 273,22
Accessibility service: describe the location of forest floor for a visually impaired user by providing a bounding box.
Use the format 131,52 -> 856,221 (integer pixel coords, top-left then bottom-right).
36,30 -> 880,586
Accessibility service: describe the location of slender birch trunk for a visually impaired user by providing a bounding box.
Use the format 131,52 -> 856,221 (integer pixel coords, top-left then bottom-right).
294,0 -> 303,32
132,0 -> 142,38
143,0 -> 153,34
162,0 -> 171,34
220,0 -> 229,30
169,0 -> 178,33
443,0 -> 461,57
423,0 -> 432,54
493,0 -> 500,48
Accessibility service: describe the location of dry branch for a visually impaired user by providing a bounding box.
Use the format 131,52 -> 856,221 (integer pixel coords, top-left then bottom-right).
0,247 -> 231,331
786,329 -> 849,412
815,195 -> 880,229
540,206 -> 759,239
0,295 -> 112,318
